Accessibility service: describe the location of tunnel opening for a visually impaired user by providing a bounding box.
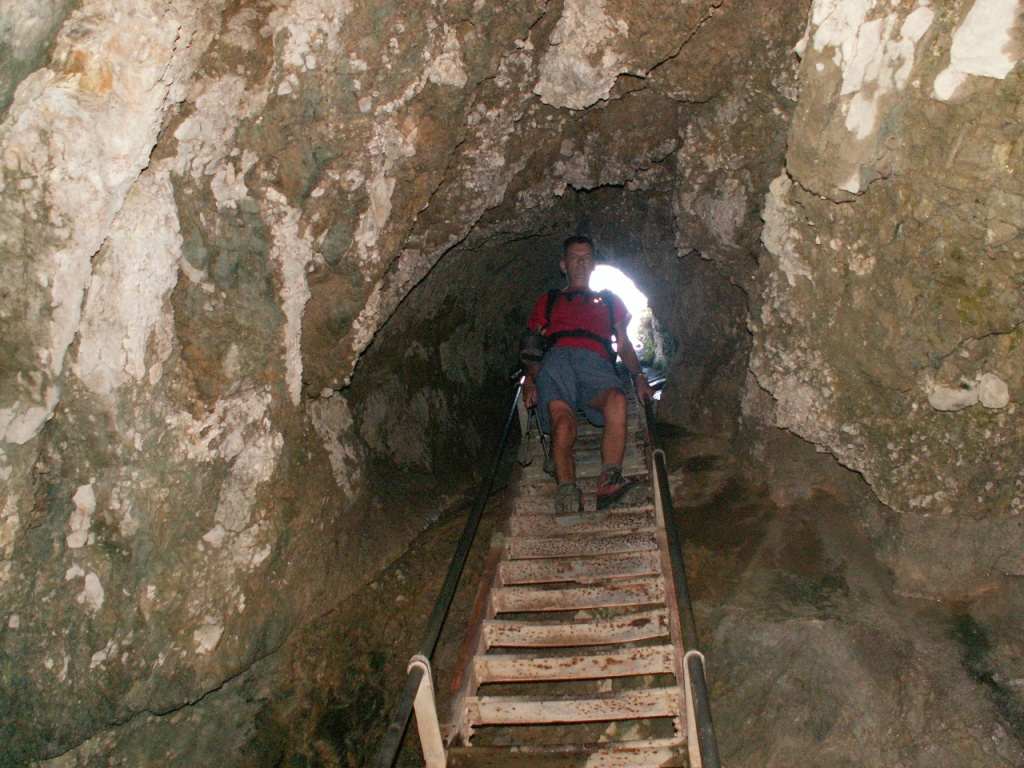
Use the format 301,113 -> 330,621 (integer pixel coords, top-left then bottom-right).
589,262 -> 651,360
588,262 -> 675,389
342,176 -> 754,554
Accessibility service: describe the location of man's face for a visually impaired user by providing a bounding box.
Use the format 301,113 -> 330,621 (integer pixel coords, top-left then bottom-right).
561,242 -> 595,287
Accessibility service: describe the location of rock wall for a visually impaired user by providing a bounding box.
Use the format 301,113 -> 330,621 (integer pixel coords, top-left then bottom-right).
0,0 -> 808,762
0,3 -> 373,761
19,0 -> 1021,762
751,0 -> 1024,597
0,0 -> 76,120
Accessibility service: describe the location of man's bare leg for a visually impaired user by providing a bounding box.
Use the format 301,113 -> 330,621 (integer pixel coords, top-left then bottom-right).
548,400 -> 578,483
548,400 -> 582,514
590,386 -> 628,468
590,386 -> 639,509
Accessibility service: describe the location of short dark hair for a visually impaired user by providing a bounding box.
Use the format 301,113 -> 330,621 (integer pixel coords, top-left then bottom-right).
562,235 -> 594,255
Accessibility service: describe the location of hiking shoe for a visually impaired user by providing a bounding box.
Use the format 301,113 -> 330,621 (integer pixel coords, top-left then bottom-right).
554,482 -> 582,515
596,467 -> 642,510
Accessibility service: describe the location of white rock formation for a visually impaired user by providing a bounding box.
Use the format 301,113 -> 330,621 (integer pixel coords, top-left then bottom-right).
933,0 -> 1021,100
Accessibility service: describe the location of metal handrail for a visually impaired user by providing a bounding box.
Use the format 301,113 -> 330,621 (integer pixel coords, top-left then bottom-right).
644,399 -> 722,768
374,380 -> 523,768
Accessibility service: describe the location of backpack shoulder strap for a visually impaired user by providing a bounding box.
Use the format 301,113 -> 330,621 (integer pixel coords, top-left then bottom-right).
598,290 -> 617,339
543,288 -> 562,329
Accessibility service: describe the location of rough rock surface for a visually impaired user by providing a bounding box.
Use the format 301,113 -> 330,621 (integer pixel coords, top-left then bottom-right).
751,0 -> 1024,597
0,0 -> 1021,764
669,430 -> 1024,768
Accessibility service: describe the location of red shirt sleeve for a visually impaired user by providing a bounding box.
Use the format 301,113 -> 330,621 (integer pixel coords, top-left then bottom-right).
527,294 -> 548,332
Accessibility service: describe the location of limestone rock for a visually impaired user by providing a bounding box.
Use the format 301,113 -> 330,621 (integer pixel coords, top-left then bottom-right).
2,0 -> 1022,762
979,372 -> 1011,409
754,0 -> 1024,595
534,0 -> 631,109
0,0 -> 74,119
928,382 -> 979,412
933,0 -> 1021,101
788,1 -> 936,198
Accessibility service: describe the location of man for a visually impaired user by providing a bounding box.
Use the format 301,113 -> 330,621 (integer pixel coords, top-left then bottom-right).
522,235 -> 654,514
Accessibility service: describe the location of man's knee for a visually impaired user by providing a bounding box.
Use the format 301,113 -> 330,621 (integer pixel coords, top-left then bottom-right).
549,402 -> 576,437
549,400 -> 575,427
597,387 -> 627,418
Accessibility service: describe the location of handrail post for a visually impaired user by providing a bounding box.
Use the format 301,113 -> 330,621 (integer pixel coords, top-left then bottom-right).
682,649 -> 706,768
374,381 -> 523,768
407,655 -> 446,768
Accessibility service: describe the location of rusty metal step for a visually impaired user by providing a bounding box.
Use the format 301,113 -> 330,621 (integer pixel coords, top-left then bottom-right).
507,530 -> 658,560
509,509 -> 655,537
473,645 -> 675,684
483,608 -> 670,648
446,741 -> 687,768
577,454 -> 647,473
491,578 -> 665,613
576,414 -> 640,439
521,456 -> 648,484
464,687 -> 682,726
568,436 -> 644,453
513,495 -> 654,516
498,550 -> 662,586
573,440 -> 645,458
577,430 -> 635,445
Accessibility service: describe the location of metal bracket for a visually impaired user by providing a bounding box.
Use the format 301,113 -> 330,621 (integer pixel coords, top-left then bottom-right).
516,395 -> 533,466
407,654 -> 446,768
651,448 -> 667,527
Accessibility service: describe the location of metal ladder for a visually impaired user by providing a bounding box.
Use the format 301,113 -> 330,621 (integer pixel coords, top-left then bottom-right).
440,390 -> 698,767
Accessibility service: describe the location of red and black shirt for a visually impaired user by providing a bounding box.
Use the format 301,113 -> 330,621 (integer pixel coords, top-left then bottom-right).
527,289 -> 630,361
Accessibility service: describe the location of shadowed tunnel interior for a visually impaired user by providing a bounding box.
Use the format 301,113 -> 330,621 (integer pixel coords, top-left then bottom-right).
1,0 -> 1024,765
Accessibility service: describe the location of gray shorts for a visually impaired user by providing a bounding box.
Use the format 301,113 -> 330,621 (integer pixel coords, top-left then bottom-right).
536,346 -> 623,432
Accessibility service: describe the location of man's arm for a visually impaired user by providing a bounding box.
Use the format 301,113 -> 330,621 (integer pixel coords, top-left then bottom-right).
521,297 -> 549,408
522,360 -> 540,407
614,319 -> 653,404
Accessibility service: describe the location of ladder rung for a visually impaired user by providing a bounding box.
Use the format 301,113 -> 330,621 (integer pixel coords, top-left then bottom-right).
573,440 -> 644,456
576,416 -> 640,439
464,687 -> 682,726
474,645 -> 675,683
520,466 -> 555,483
499,551 -> 662,585
483,609 -> 669,647
446,742 -> 687,768
492,579 -> 665,613
521,462 -> 648,484
573,458 -> 648,480
510,510 -> 655,537
513,497 -> 654,516
573,440 -> 644,457
508,531 -> 658,559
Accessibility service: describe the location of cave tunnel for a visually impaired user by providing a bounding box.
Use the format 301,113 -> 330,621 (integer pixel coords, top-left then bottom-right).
1,0 -> 1023,765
